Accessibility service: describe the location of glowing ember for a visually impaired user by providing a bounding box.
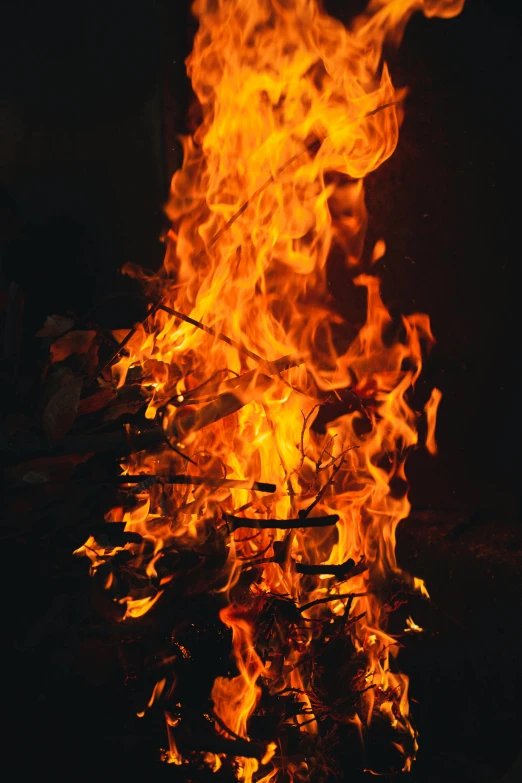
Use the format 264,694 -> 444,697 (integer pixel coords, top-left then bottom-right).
77,0 -> 464,778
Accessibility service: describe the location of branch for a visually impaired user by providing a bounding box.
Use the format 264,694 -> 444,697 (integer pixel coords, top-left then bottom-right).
299,457 -> 345,519
242,541 -> 365,580
224,513 -> 339,532
112,474 -> 276,493
296,558 -> 356,578
295,401 -> 324,475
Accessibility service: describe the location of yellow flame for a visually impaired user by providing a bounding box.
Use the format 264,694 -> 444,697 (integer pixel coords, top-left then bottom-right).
75,0 -> 464,777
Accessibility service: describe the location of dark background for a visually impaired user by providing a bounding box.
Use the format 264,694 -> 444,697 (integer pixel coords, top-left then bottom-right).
1,0 -> 519,515
1,0 -> 520,779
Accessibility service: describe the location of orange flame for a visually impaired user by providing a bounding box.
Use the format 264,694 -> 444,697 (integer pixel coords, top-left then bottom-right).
425,386 -> 442,455
78,0 -> 464,777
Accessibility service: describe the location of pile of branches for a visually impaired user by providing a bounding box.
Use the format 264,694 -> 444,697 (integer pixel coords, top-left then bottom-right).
1,291 -> 419,781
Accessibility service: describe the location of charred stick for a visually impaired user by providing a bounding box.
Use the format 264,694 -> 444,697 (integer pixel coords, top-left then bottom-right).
224,513 -> 339,531
337,592 -> 357,635
245,542 -> 364,580
296,558 -> 356,577
112,474 -> 276,493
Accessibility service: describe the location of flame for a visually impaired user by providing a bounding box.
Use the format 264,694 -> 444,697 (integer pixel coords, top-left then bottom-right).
78,0 -> 464,777
424,386 -> 442,455
212,604 -> 266,740
405,616 -> 423,633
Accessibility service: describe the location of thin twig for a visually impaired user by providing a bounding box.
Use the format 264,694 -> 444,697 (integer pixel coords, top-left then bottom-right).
299,457 -> 345,519
318,445 -> 358,473
317,434 -> 336,471
296,402 -> 324,475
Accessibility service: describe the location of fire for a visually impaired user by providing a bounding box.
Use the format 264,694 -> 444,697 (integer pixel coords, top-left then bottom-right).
77,0 -> 464,777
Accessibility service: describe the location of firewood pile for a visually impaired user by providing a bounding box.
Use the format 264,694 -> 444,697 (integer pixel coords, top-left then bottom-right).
1,292 -> 425,780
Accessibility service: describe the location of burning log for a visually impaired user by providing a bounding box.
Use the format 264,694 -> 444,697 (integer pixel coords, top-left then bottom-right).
296,558 -> 361,578
6,0 -> 466,778
245,539 -> 366,580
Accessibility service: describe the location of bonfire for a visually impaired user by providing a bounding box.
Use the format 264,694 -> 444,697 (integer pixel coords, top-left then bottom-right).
5,0 -> 466,779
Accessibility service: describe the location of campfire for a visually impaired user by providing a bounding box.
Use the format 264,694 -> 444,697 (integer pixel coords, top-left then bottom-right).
5,0 -> 467,779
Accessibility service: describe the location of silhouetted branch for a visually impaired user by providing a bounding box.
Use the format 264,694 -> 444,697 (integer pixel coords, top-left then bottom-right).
224,513 -> 339,532
299,457 -> 345,519
112,474 -> 276,493
296,558 -> 356,577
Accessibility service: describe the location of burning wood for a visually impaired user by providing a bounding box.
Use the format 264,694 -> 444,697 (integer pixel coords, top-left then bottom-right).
114,474 -> 277,493
223,512 -> 340,531
4,0 -> 466,779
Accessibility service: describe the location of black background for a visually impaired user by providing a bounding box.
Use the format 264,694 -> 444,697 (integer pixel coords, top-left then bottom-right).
1,0 -> 520,779
2,0 -> 519,513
